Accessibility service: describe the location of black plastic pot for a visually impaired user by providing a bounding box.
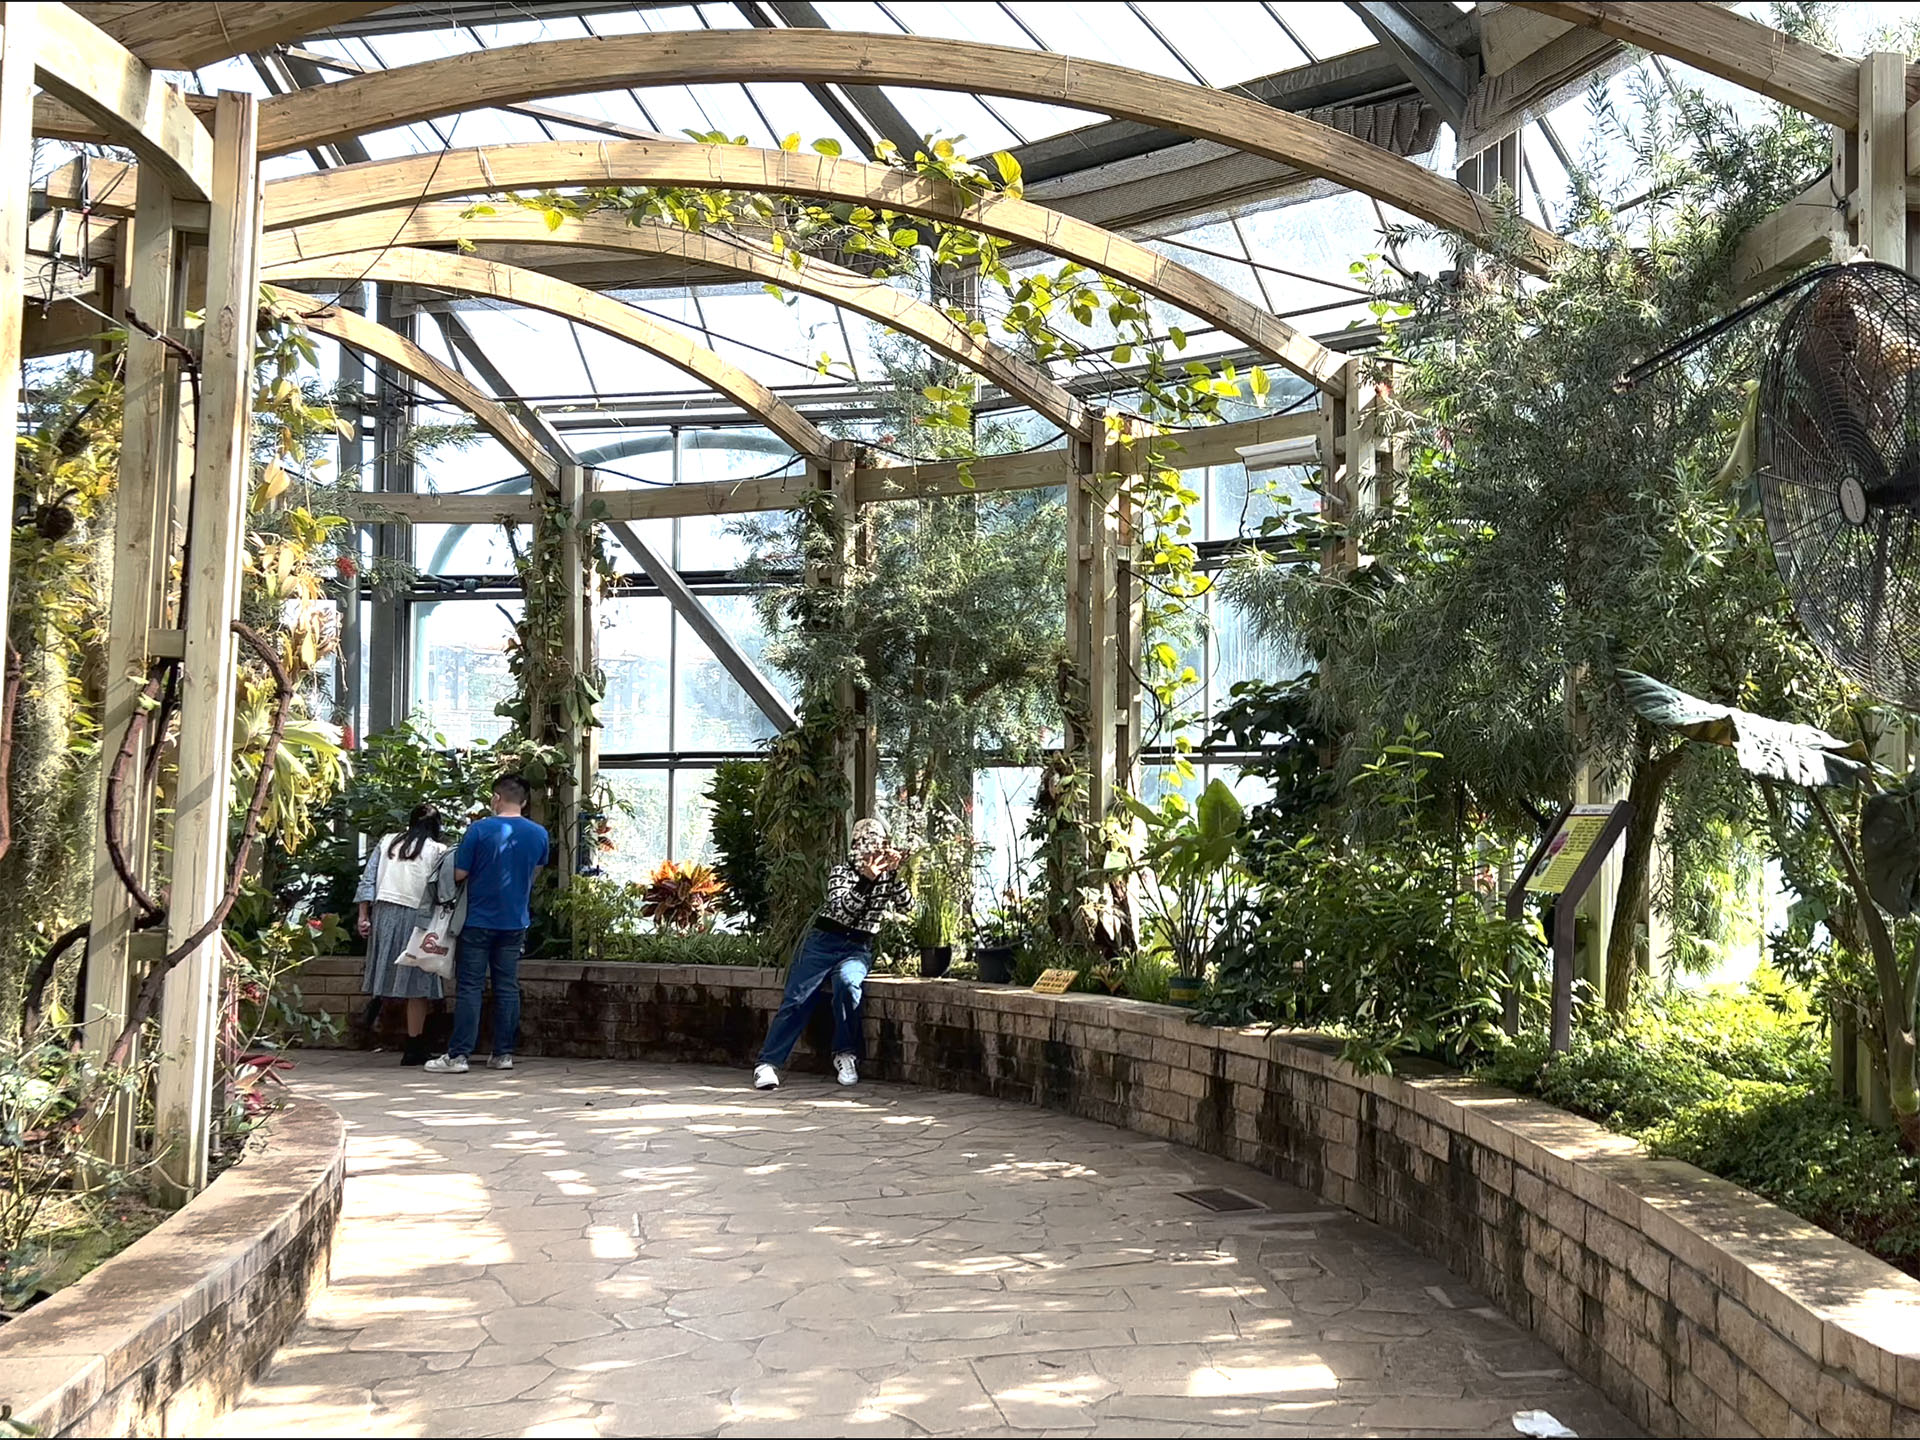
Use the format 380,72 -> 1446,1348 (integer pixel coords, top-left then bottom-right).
975,943 -> 1017,984
919,945 -> 952,978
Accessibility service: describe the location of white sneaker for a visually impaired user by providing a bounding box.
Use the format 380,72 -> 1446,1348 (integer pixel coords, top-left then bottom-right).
753,1063 -> 780,1090
833,1053 -> 859,1087
487,1054 -> 514,1070
423,1054 -> 468,1074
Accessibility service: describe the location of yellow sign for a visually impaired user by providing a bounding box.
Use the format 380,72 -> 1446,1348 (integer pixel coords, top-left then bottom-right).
1526,808 -> 1616,894
1031,968 -> 1078,995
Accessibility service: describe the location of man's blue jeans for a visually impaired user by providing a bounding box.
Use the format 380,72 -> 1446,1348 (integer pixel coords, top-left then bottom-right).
759,925 -> 871,1067
448,926 -> 525,1060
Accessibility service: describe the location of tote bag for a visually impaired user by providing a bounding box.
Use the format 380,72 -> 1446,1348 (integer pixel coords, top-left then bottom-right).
396,903 -> 458,980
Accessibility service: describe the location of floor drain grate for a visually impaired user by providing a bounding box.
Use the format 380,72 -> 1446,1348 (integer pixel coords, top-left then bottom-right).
1177,1187 -> 1265,1213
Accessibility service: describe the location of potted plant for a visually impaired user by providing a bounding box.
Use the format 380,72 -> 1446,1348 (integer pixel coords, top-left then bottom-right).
912,857 -> 957,978
1122,777 -> 1247,1006
973,887 -> 1031,984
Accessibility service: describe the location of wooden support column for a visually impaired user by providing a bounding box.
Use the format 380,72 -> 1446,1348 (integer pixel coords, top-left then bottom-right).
155,92 -> 261,1201
0,4 -> 35,708
84,165 -> 189,1163
558,459 -> 591,887
820,441 -> 875,822
1066,415 -> 1123,821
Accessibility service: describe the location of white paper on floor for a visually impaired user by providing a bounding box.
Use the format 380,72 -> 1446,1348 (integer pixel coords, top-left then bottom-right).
1512,1411 -> 1578,1438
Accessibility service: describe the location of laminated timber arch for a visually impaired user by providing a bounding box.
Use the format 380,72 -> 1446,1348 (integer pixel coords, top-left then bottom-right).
267,247 -> 830,458
263,207 -> 1090,439
259,142 -> 1352,395
248,28 -> 1560,269
261,283 -> 560,492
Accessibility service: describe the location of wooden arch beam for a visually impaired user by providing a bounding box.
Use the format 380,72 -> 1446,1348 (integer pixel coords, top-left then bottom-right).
250,28 -> 1557,266
31,2 -> 211,199
265,247 -> 829,458
1511,2 -> 1861,130
262,284 -> 559,489
262,143 -> 1350,394
264,206 -> 1090,438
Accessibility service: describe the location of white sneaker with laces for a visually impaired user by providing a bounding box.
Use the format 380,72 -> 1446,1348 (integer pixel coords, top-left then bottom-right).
753,1063 -> 780,1090
423,1053 -> 468,1074
834,1053 -> 859,1087
487,1054 -> 514,1070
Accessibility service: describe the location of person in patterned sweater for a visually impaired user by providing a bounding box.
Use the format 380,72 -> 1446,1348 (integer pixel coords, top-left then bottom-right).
753,818 -> 911,1090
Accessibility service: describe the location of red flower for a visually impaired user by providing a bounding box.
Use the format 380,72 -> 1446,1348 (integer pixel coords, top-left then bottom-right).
342,723 -> 356,750
336,554 -> 358,579
307,918 -> 325,931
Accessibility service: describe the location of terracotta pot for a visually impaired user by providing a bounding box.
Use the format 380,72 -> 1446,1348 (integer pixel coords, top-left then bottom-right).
918,945 -> 952,979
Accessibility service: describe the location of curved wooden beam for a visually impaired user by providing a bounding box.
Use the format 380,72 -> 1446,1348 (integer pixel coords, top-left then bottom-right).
262,143 -> 1350,394
251,29 -> 1557,265
264,247 -> 829,458
263,283 -> 558,489
32,2 -> 211,199
264,206 -> 1090,437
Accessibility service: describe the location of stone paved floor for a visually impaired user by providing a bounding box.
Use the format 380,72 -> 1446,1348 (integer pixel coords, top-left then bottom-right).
220,1052 -> 1635,1439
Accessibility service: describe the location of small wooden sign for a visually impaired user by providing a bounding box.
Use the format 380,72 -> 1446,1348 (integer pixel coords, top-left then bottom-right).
1031,968 -> 1078,995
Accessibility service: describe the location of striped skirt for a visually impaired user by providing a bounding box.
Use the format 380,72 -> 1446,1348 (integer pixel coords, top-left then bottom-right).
360,898 -> 444,1001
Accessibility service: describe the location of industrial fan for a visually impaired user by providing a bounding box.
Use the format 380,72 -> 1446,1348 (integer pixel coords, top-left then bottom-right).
1751,261 -> 1920,708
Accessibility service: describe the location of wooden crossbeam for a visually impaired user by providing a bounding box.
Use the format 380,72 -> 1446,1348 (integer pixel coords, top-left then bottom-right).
1512,2 -> 1861,129
70,2 -> 390,71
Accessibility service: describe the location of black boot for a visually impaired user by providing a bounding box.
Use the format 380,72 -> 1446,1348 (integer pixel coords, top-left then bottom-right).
358,996 -> 383,1040
401,1034 -> 431,1067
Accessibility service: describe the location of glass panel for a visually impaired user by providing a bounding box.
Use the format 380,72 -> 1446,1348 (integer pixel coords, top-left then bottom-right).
1210,459 -> 1316,537
973,768 -> 1039,910
414,520 -> 519,576
411,599 -> 519,747
673,607 -> 782,749
678,514 -> 753,573
672,767 -> 720,866
599,596 -> 674,753
599,771 -> 669,882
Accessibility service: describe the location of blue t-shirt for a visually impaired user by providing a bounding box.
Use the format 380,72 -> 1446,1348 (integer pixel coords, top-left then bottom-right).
455,815 -> 550,931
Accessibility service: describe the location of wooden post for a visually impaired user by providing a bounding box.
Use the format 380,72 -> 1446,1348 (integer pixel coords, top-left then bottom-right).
0,4 -> 35,708
557,459 -> 590,886
817,441 -> 873,823
154,92 -> 261,1201
83,165 -> 188,1163
1065,412 -> 1126,821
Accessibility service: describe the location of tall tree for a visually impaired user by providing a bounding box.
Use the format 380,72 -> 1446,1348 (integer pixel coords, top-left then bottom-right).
1227,77 -> 1832,1009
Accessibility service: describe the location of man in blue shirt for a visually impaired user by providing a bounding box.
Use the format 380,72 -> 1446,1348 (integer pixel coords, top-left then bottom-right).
426,775 -> 550,1075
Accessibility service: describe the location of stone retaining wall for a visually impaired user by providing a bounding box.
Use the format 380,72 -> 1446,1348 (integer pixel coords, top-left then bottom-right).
0,1098 -> 347,1437
299,954 -> 1920,1437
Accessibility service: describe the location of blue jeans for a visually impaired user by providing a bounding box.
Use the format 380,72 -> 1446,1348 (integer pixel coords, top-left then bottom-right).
448,926 -> 525,1060
759,926 -> 871,1068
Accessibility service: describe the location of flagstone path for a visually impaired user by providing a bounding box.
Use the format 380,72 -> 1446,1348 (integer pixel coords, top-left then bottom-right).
218,1051 -> 1633,1438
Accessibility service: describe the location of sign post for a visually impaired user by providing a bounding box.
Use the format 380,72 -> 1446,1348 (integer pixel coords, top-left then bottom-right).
1505,802 -> 1634,1054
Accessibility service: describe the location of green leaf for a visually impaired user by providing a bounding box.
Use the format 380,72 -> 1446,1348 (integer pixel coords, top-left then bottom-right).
992,150 -> 1023,187
812,137 -> 843,157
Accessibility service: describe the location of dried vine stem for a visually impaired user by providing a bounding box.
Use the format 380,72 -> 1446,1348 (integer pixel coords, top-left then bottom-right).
102,661 -> 176,929
0,642 -> 22,865
17,923 -> 90,1042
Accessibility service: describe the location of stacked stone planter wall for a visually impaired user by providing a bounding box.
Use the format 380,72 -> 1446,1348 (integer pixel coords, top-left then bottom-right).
0,1099 -> 347,1437
295,954 -> 1920,1437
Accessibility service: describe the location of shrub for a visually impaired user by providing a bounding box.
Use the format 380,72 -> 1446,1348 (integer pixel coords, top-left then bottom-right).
1479,976 -> 1824,1133
1646,1084 -> 1920,1272
706,760 -> 769,930
642,860 -> 725,932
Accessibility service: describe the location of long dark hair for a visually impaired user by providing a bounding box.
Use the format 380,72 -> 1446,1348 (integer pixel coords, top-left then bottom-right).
388,803 -> 443,861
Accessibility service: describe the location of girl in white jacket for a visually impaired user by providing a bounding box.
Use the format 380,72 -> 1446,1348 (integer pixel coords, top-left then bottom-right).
355,803 -> 450,1065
